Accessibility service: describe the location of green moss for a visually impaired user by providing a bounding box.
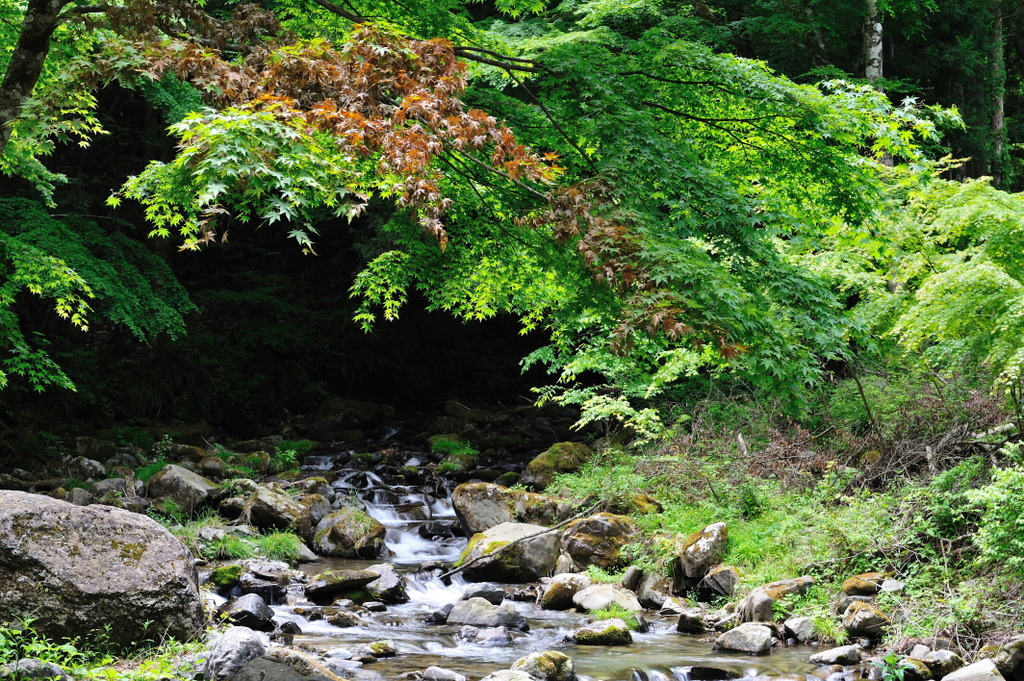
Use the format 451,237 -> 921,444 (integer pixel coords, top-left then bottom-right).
209,563 -> 244,587
110,539 -> 147,564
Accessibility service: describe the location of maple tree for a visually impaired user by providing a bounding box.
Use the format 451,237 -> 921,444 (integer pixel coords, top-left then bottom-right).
0,0 -> 964,430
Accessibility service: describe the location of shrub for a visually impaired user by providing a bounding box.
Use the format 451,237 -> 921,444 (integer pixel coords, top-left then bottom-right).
967,456 -> 1024,574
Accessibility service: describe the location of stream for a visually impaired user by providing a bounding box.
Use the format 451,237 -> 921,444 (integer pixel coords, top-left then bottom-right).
245,447 -> 821,681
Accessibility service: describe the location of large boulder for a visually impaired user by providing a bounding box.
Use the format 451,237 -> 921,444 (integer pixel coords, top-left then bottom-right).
451,484 -> 573,536
0,491 -> 203,647
245,486 -> 314,540
312,508 -> 386,558
519,442 -> 592,490
560,513 -> 639,569
713,623 -> 773,656
458,522 -> 561,583
146,464 -> 219,514
675,523 -> 728,591
572,584 -> 642,613
446,597 -> 528,631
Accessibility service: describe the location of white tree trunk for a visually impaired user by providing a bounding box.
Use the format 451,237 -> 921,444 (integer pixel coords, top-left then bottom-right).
864,0 -> 884,82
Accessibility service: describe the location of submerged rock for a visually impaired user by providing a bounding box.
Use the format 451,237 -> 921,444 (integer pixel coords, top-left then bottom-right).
809,645 -> 862,665
0,490 -> 203,647
446,597 -> 529,631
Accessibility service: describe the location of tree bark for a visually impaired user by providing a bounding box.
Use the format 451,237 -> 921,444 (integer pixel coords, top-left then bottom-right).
0,0 -> 71,156
990,0 -> 1007,185
864,0 -> 884,82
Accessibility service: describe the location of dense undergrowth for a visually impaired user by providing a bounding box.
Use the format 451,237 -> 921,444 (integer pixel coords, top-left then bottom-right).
549,360 -> 1024,652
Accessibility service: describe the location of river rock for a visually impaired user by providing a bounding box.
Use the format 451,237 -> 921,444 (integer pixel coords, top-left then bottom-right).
218,593 -> 275,630
941,660 -> 1005,681
986,635 -> 1024,676
675,523 -> 728,591
356,640 -> 397,658
424,667 -> 469,681
232,658 -> 330,681
713,622 -> 773,655
637,572 -> 674,609
366,563 -> 409,604
540,573 -> 593,610
302,494 -> 333,526
924,650 -> 964,678
305,569 -> 378,604
572,584 -> 642,612
842,572 -> 889,596
204,626 -> 267,681
512,491 -> 575,528
809,645 -> 862,665
147,464 -> 219,514
519,442 -> 592,490
784,616 -> 818,643
245,485 -> 314,540
452,483 -> 515,534
842,601 -> 890,638
0,490 -> 203,647
451,484 -> 573,536
459,625 -> 514,646
312,508 -> 386,558
572,618 -> 633,646
462,582 -> 506,605
699,565 -> 742,599
480,672 -> 534,681
0,659 -> 73,681
560,513 -> 639,569
738,576 -> 815,623
677,609 -> 706,634
458,522 -> 561,583
446,597 -> 529,631
511,650 -> 576,681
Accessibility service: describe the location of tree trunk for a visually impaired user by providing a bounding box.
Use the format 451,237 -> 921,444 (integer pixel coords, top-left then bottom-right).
990,0 -> 1007,186
0,0 -> 70,156
864,0 -> 884,82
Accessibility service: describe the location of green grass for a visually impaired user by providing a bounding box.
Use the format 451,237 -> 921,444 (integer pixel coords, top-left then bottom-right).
590,603 -> 643,631
254,531 -> 305,563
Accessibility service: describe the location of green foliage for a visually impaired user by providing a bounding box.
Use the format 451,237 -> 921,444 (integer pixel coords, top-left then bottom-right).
590,603 -> 643,630
136,460 -> 168,483
873,653 -> 916,681
966,450 -> 1024,574
0,197 -> 195,393
253,531 -> 306,564
116,108 -> 366,252
584,565 -> 623,583
207,535 -> 256,561
430,437 -> 478,457
270,449 -> 299,473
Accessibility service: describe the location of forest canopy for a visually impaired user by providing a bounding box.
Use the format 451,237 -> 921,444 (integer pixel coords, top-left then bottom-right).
0,0 -> 1021,433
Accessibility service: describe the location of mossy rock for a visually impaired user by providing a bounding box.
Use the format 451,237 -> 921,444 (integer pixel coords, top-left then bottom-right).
573,618 -> 633,645
210,563 -> 244,588
519,442 -> 592,490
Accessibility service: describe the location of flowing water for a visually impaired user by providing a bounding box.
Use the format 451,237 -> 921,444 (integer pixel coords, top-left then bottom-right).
265,449 -> 822,680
